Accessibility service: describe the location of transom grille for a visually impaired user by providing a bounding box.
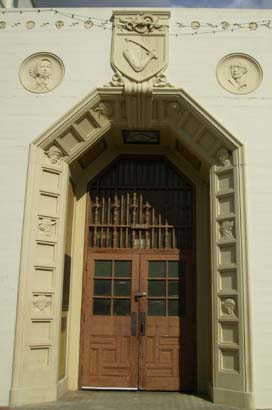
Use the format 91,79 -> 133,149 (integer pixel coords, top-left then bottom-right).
88,157 -> 194,250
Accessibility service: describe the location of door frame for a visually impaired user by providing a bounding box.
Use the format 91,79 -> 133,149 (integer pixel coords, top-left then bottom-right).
11,87 -> 254,409
79,155 -> 197,390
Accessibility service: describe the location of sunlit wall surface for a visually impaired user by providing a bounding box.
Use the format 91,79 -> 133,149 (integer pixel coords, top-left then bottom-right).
35,0 -> 272,9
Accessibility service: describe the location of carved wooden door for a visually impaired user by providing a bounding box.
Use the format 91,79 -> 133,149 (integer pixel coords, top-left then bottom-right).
79,157 -> 196,391
80,252 -> 139,388
138,252 -> 195,391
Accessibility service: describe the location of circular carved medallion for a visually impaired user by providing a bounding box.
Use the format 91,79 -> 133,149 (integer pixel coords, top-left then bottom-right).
216,53 -> 262,95
19,52 -> 65,94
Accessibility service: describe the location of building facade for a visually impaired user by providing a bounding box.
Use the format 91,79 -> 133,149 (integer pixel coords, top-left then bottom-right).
0,5 -> 272,409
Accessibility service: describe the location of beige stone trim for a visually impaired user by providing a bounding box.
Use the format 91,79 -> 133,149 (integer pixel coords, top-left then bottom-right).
11,145 -> 69,406
213,387 -> 255,409
11,86 -> 254,409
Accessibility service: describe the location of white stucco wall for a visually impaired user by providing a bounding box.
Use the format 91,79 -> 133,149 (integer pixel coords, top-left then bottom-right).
0,7 -> 271,408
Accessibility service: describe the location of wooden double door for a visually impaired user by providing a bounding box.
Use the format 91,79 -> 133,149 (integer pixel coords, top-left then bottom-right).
79,250 -> 195,391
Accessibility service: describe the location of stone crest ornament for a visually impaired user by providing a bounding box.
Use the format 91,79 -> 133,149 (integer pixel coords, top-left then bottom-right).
19,52 -> 65,94
216,53 -> 262,95
111,11 -> 170,83
45,145 -> 63,164
119,14 -> 163,34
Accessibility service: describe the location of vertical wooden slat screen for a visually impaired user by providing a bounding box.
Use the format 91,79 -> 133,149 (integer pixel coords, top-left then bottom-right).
88,157 -> 194,250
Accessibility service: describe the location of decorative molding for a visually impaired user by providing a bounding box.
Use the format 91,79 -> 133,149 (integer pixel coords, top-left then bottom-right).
124,80 -> 154,128
55,20 -> 64,29
111,11 -> 170,84
26,20 -> 35,29
191,21 -> 200,30
215,147 -> 232,167
0,7 -> 270,36
84,19 -> 93,29
166,102 -> 183,119
216,53 -> 263,95
19,52 -> 65,94
118,14 -> 164,34
109,72 -> 125,87
94,102 -> 112,119
219,220 -> 235,240
222,298 -> 237,316
33,295 -> 52,312
153,72 -> 171,87
45,145 -> 63,164
123,37 -> 158,73
38,217 -> 56,237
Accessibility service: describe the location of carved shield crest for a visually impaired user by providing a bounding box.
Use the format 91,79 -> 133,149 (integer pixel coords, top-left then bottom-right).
111,12 -> 170,83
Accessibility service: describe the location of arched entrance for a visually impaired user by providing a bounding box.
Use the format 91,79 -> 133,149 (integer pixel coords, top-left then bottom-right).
79,156 -> 196,390
10,87 -> 254,409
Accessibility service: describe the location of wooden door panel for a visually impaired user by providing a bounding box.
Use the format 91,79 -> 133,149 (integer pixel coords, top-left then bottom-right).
140,334 -> 180,390
79,254 -> 139,388
86,334 -> 135,386
139,253 -> 195,391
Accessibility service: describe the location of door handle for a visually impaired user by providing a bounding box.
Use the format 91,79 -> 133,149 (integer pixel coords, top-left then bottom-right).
135,291 -> 147,302
140,312 -> 146,336
131,312 -> 137,336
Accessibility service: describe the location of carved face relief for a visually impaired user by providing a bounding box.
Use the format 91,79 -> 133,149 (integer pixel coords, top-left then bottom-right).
216,147 -> 232,168
19,53 -> 65,94
46,146 -> 63,164
33,295 -> 52,312
222,298 -> 236,316
94,102 -> 112,120
38,218 -> 56,237
219,220 -> 235,240
216,53 -> 262,95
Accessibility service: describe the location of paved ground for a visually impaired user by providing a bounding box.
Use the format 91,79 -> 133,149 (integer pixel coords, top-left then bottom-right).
16,391 -> 238,410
